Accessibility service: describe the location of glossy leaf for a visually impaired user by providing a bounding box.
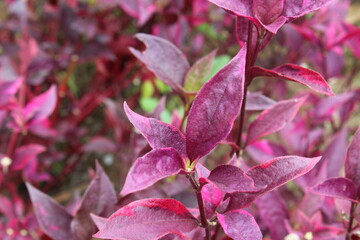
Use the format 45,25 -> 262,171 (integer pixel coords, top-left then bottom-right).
124,102 -> 186,156
186,46 -> 246,161
120,148 -> 184,196
23,85 -> 57,123
345,127 -> 360,188
93,198 -> 198,240
26,183 -> 74,240
246,96 -> 306,146
251,64 -> 334,96
311,177 -> 357,202
129,33 -> 190,92
217,210 -> 262,240
184,50 -> 217,92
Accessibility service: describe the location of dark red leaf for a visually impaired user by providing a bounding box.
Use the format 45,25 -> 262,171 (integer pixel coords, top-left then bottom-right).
186,46 -> 246,161
251,64 -> 334,96
120,148 -> 184,196
93,198 -> 198,240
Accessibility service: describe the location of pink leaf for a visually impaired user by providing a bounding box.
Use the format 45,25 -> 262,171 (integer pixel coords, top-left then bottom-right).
283,0 -> 333,19
246,91 -> 276,111
26,183 -> 74,240
311,177 -> 357,202
11,144 -> 46,171
345,127 -> 360,189
0,77 -> 22,107
217,210 -> 262,240
201,181 -> 224,219
209,0 -> 255,22
90,214 -> 107,230
23,85 -> 57,123
186,46 -> 246,161
93,198 -> 198,240
251,64 -> 334,96
120,148 -> 184,196
129,34 -> 190,92
124,102 -> 186,157
246,96 -> 306,146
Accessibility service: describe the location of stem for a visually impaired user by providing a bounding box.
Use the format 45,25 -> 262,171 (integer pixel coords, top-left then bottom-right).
346,202 -> 357,240
187,173 -> 211,240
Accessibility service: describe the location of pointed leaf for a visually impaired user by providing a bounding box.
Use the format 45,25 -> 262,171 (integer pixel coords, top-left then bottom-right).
186,47 -> 246,161
311,177 -> 357,202
26,183 -> 74,240
71,162 -> 117,240
129,33 -> 190,91
11,144 -> 46,171
184,50 -> 217,92
284,0 -> 333,18
121,148 -> 184,196
90,214 -> 107,230
124,102 -> 186,156
345,127 -> 360,188
23,85 -> 57,123
251,64 -> 334,96
217,210 -> 262,240
225,156 -> 321,211
93,198 -> 198,240
246,96 -> 306,146
208,0 -> 255,21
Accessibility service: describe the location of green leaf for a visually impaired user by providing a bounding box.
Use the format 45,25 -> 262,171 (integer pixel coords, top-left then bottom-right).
207,55 -> 231,81
184,50 -> 217,92
140,97 -> 159,112
141,80 -> 154,98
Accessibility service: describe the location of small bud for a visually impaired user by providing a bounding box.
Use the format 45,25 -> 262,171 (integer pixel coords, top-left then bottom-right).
284,233 -> 301,240
304,232 -> 313,240
1,156 -> 12,173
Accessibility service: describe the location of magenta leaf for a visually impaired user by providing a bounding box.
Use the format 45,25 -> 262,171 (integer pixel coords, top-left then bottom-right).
226,156 -> 321,210
311,177 -> 357,202
345,127 -> 360,189
129,33 -> 190,92
11,144 -> 46,171
120,148 -> 184,196
186,46 -> 246,161
124,102 -> 186,157
71,162 -> 117,240
23,85 -> 57,123
0,77 -> 22,107
207,165 -> 258,193
251,64 -> 334,96
93,198 -> 198,240
217,210 -> 262,240
246,91 -> 276,111
26,183 -> 74,240
90,214 -> 107,230
201,181 -> 224,218
184,49 -> 217,92
246,96 -> 306,146
283,0 -> 333,19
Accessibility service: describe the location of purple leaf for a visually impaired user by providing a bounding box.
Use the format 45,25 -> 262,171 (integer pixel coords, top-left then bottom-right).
124,102 -> 186,157
11,144 -> 46,171
184,49 -> 217,92
186,47 -> 246,161
226,155 -> 321,210
90,214 -> 107,230
71,162 -> 117,240
208,0 -> 255,22
26,183 -> 74,240
251,64 -> 334,96
345,127 -> 360,189
129,33 -> 190,92
23,85 -> 57,123
207,165 -> 258,193
93,198 -> 198,240
201,181 -> 224,219
256,191 -> 289,240
253,0 -> 284,25
82,136 -> 117,153
217,210 -> 262,240
0,77 -> 22,107
311,177 -> 357,202
246,96 -> 306,146
283,0 -> 333,19
120,148 -> 184,196
246,91 -> 276,111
